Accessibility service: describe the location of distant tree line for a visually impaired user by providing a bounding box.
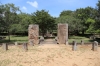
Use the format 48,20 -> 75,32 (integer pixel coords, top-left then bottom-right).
0,1 -> 100,41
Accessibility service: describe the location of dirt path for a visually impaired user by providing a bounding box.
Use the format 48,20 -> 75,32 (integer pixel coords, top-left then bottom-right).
40,39 -> 57,44
39,39 -> 59,48
0,41 -> 100,66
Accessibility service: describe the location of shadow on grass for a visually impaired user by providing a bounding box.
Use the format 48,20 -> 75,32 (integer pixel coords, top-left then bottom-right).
12,35 -> 28,37
88,38 -> 100,43
94,38 -> 100,43
0,39 -> 28,44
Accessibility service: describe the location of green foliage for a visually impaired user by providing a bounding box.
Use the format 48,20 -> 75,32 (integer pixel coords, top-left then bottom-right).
0,4 -> 5,32
75,6 -> 96,34
0,3 -> 20,41
0,1 -> 100,37
86,18 -> 95,24
56,15 -> 82,34
60,10 -> 74,16
31,10 -> 56,36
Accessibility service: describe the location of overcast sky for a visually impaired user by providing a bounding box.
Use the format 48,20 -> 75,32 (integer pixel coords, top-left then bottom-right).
0,0 -> 98,17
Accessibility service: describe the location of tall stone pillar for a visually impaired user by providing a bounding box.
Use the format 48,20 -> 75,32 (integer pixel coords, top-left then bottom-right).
57,24 -> 68,44
28,24 -> 39,45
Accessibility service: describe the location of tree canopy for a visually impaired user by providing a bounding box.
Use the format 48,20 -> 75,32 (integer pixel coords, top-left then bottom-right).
0,1 -> 100,40
31,10 -> 56,36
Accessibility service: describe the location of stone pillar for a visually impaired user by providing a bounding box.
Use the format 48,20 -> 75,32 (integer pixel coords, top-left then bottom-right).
2,43 -> 8,51
81,40 -> 84,45
72,41 -> 77,51
15,42 -> 18,46
23,43 -> 28,51
28,24 -> 39,45
39,36 -> 44,44
57,24 -> 68,44
92,41 -> 98,51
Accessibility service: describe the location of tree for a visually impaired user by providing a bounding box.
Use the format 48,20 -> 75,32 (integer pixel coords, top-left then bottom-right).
75,7 -> 96,34
94,0 -> 100,33
0,3 -> 5,32
31,10 -> 56,36
56,15 -> 82,35
60,10 -> 74,17
57,10 -> 82,35
2,3 -> 20,41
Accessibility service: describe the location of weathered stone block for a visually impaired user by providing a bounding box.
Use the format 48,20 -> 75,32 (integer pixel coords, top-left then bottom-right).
92,41 -> 98,51
28,24 -> 39,45
2,43 -> 8,51
57,24 -> 68,44
72,41 -> 77,51
23,43 -> 28,51
15,42 -> 18,46
81,40 -> 84,45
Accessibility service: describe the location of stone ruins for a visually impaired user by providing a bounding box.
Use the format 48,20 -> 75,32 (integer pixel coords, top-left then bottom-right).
28,24 -> 39,45
57,24 -> 68,44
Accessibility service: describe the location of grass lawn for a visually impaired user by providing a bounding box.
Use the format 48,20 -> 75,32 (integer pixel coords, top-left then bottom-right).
0,35 -> 95,43
0,35 -> 28,43
68,36 -> 93,43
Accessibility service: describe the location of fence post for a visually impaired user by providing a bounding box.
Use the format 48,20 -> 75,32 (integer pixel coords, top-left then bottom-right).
2,43 -> 8,51
81,40 -> 84,45
15,42 -> 18,46
23,43 -> 28,51
72,41 -> 77,51
92,41 -> 98,51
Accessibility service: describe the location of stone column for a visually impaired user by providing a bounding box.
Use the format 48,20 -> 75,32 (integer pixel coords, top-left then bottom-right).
92,41 -> 98,51
72,41 -> 77,51
57,24 -> 68,44
23,43 -> 28,51
28,24 -> 39,45
39,36 -> 44,44
2,43 -> 8,51
81,40 -> 84,45
15,42 -> 18,46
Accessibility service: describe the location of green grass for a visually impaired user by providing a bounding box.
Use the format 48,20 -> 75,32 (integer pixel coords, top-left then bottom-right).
0,35 -> 28,43
0,35 -> 97,43
68,36 -> 92,43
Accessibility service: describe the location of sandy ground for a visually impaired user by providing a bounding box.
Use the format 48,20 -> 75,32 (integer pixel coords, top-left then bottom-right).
0,39 -> 100,66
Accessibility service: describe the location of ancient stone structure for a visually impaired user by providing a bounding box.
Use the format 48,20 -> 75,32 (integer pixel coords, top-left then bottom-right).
2,43 -> 8,51
23,43 -> 28,51
72,41 -> 77,51
57,24 -> 68,44
39,36 -> 44,44
92,41 -> 98,51
28,24 -> 39,45
81,40 -> 84,45
15,42 -> 18,46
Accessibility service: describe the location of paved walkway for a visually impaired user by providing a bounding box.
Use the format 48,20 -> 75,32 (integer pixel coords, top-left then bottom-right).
40,39 -> 57,44
39,39 -> 59,48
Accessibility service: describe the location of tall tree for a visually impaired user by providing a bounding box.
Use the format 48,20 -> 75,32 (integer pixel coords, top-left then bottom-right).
31,10 -> 56,36
94,0 -> 100,33
60,10 -> 74,17
75,7 -> 96,34
2,3 -> 20,41
56,15 -> 82,35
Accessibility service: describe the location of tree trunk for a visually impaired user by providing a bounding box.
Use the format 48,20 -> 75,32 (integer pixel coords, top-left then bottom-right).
82,30 -> 84,35
76,30 -> 79,35
8,31 -> 10,41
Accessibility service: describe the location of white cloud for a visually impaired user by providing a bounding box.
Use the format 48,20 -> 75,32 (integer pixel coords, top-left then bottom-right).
27,1 -> 38,8
22,6 -> 27,11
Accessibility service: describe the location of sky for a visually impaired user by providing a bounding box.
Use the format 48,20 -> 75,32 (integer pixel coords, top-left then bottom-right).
0,0 -> 99,17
